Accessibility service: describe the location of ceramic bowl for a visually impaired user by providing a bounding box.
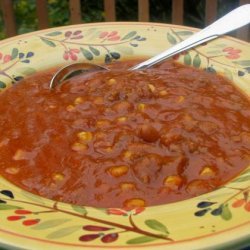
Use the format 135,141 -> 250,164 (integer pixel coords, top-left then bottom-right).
0,22 -> 249,250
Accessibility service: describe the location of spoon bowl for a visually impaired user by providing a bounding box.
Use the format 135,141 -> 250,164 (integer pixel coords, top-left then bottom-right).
50,63 -> 108,89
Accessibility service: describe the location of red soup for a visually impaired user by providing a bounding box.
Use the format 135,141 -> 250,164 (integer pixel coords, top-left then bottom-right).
0,60 -> 249,208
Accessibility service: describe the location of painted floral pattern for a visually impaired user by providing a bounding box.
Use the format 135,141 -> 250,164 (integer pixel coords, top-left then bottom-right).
0,23 -> 249,249
38,29 -> 146,64
194,169 -> 250,220
0,188 -> 172,244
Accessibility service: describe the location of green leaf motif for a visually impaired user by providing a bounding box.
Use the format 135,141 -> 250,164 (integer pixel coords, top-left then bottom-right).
46,225 -> 81,239
167,33 -> 177,45
80,48 -> 93,60
233,60 -> 250,66
11,48 -> 19,60
33,219 -> 71,230
232,175 -> 250,183
46,31 -> 62,36
0,204 -> 22,210
126,236 -> 157,244
115,45 -> 133,55
121,31 -> 137,41
145,219 -> 169,235
0,81 -> 6,88
71,204 -> 87,215
40,37 -> 56,47
193,54 -> 201,68
221,205 -> 232,221
175,31 -> 194,36
16,67 -> 36,75
184,53 -> 192,65
89,46 -> 100,56
21,191 -> 45,204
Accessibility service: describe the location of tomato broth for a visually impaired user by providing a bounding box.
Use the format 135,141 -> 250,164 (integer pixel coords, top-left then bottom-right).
0,60 -> 249,208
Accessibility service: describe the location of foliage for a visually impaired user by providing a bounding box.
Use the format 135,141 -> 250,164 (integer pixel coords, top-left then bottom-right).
0,0 -> 242,40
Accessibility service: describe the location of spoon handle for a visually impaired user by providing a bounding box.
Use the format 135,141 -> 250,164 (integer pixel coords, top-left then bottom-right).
130,4 -> 250,71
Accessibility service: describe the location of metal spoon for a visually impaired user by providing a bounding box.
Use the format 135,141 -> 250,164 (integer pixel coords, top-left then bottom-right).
50,4 -> 250,89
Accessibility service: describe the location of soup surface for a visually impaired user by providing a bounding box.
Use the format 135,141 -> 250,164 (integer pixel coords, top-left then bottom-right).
0,60 -> 249,208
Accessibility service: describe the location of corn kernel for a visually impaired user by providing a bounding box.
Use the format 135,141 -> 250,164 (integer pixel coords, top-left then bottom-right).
5,167 -> 19,175
124,198 -> 145,208
177,96 -> 185,103
138,103 -> 146,111
148,84 -> 156,92
108,78 -> 117,85
66,105 -> 75,112
74,97 -> 84,105
107,165 -> 129,177
71,142 -> 87,152
77,131 -> 93,141
52,173 -> 65,182
163,175 -> 183,189
123,150 -> 132,159
117,116 -> 127,122
200,166 -> 216,176
120,182 -> 136,191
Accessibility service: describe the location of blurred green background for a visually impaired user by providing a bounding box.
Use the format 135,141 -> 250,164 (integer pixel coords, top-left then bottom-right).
0,0 -> 243,40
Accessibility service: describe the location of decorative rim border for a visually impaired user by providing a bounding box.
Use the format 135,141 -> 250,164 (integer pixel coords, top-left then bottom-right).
0,22 -> 249,249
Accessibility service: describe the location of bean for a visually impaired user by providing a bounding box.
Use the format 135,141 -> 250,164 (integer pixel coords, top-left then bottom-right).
120,182 -> 136,191
123,198 -> 145,208
107,165 -> 129,177
138,124 -> 159,143
96,119 -> 111,128
186,179 -> 210,195
77,131 -> 93,141
112,101 -> 133,113
159,90 -> 168,96
66,104 -> 75,112
71,142 -> 87,152
163,175 -> 183,190
148,84 -> 156,92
